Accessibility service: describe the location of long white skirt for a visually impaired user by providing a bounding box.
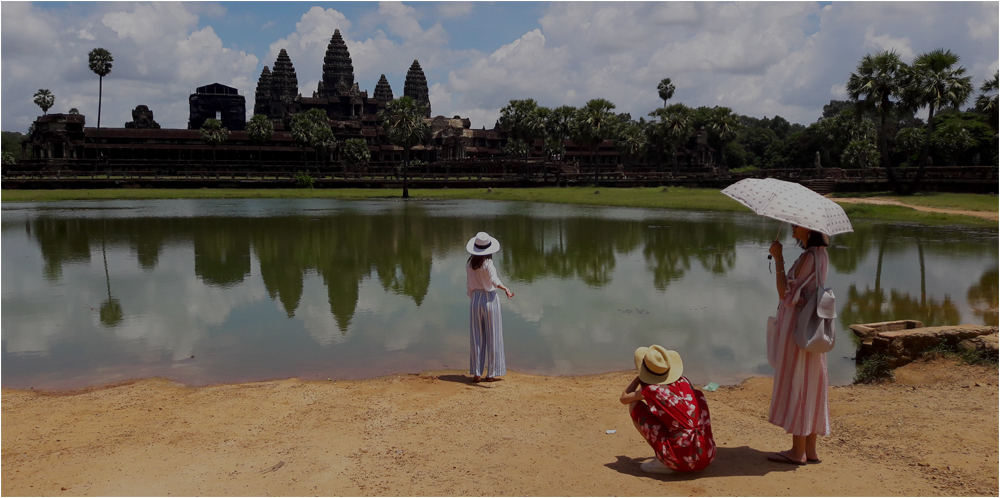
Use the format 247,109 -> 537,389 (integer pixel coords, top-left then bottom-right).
470,290 -> 506,377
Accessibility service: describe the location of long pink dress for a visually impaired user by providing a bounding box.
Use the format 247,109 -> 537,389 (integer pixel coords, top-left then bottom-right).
767,246 -> 831,437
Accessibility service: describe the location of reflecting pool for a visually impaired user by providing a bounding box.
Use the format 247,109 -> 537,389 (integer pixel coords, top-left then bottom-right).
2,198 -> 996,389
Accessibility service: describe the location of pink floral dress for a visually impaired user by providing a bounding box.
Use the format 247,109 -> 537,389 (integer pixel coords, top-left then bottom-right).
629,377 -> 716,472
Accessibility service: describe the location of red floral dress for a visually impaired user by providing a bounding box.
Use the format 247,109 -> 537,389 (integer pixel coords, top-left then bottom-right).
629,377 -> 716,472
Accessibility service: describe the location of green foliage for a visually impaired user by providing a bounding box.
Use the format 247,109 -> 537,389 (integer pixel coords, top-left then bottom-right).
2,131 -> 25,162
343,138 -> 371,168
975,70 -> 998,122
854,354 -> 895,384
2,151 -> 16,166
499,99 -> 546,160
68,108 -> 80,115
571,99 -> 618,158
33,89 -> 55,115
728,165 -> 759,174
378,97 -> 429,152
657,78 -> 675,107
291,109 -> 337,166
246,114 -> 274,145
842,139 -> 880,168
294,172 -> 314,189
615,123 -> 646,167
198,119 -> 229,147
88,48 -> 113,77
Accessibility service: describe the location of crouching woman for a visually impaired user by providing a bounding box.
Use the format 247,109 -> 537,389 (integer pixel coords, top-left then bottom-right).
619,345 -> 716,474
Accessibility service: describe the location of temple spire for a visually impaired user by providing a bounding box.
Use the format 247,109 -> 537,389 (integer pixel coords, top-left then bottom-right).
253,66 -> 271,116
320,29 -> 354,98
403,59 -> 430,117
373,74 -> 393,102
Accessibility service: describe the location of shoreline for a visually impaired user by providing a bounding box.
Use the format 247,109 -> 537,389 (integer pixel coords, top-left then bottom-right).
3,357 -> 996,496
2,187 -> 996,228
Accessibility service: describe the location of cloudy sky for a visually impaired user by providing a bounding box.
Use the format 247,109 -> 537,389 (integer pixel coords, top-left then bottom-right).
2,1 -> 997,133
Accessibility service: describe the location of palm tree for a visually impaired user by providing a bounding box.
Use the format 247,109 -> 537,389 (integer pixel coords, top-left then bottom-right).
246,114 -> 274,168
706,107 -> 739,169
649,103 -> 691,176
378,96 -> 429,198
571,98 -> 617,185
33,89 -> 54,115
975,70 -> 998,127
615,123 -> 646,174
904,49 -> 974,171
290,109 -> 336,170
846,49 -> 905,189
88,48 -> 113,169
657,78 -> 675,108
198,118 -> 229,167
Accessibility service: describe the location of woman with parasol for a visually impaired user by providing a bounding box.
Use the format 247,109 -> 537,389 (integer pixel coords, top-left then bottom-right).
722,178 -> 852,465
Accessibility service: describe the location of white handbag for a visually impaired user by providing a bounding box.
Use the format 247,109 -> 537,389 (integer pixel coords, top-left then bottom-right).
792,267 -> 837,353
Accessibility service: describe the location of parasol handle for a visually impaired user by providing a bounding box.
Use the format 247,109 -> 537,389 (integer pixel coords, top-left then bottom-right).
767,223 -> 784,260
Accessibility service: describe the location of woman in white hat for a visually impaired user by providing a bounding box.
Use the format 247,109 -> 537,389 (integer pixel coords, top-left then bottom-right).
465,232 -> 514,382
619,345 -> 716,474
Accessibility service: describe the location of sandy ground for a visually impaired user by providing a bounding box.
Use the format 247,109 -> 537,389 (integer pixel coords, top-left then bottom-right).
830,197 -> 999,222
2,357 -> 997,497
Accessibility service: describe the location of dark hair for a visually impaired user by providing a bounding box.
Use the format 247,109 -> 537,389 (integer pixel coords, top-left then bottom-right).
468,254 -> 491,270
796,230 -> 830,249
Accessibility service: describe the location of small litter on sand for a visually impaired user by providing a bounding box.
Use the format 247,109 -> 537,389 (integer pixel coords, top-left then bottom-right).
606,430 -> 616,434
702,382 -> 720,392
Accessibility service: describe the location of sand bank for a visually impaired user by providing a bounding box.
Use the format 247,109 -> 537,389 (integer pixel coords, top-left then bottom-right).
2,357 -> 997,496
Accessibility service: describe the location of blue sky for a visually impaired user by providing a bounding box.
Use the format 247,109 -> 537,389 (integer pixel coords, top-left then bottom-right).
2,1 -> 997,133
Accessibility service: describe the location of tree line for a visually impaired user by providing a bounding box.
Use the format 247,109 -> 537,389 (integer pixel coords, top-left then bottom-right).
8,45 -> 997,190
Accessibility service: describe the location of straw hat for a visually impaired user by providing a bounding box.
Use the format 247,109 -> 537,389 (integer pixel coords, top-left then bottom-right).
466,232 -> 500,255
634,345 -> 683,385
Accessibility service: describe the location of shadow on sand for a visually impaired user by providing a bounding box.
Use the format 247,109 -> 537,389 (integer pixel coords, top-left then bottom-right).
432,374 -> 502,388
606,446 -> 801,480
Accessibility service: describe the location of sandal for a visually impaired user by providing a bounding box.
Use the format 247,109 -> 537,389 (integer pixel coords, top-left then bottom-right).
767,452 -> 806,465
472,376 -> 482,383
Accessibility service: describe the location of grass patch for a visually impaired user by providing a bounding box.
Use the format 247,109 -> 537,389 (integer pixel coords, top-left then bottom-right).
2,187 -> 995,228
854,353 -> 896,384
922,341 -> 999,366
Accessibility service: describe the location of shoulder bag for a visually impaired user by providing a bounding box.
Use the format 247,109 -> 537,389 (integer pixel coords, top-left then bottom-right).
793,261 -> 837,353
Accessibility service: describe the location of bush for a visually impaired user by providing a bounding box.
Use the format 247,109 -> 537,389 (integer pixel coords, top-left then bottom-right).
854,353 -> 895,384
294,172 -> 314,189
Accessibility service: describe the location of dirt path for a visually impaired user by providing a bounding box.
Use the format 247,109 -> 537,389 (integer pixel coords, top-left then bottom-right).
831,196 -> 999,221
2,357 -> 996,496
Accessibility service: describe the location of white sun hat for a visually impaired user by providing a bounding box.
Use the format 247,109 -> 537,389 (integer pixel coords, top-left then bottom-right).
466,231 -> 500,255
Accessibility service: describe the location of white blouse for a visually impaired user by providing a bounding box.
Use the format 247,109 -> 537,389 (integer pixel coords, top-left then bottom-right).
466,258 -> 504,298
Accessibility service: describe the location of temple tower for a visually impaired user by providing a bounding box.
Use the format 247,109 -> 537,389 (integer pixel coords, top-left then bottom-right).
319,29 -> 355,98
253,66 -> 271,116
269,49 -> 299,118
403,59 -> 431,117
373,74 -> 394,102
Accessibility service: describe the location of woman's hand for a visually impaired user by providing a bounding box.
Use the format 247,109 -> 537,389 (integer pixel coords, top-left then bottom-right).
768,240 -> 784,262
505,289 -> 514,299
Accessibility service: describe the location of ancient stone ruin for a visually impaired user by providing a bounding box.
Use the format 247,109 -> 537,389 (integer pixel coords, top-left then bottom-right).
125,105 -> 160,129
852,319 -> 998,366
188,83 -> 246,131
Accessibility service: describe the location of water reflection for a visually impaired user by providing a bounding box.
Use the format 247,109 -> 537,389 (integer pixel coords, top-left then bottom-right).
2,199 -> 995,389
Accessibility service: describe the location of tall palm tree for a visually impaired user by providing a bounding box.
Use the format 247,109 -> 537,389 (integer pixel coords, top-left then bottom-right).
88,48 -> 113,169
246,114 -> 274,168
648,103 -> 691,176
846,49 -> 905,189
33,89 -> 54,115
904,49 -> 973,171
657,78 -> 675,108
571,98 -> 617,185
378,96 -> 429,199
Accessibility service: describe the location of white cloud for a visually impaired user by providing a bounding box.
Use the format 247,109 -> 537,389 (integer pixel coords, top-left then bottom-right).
437,1 -> 474,19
